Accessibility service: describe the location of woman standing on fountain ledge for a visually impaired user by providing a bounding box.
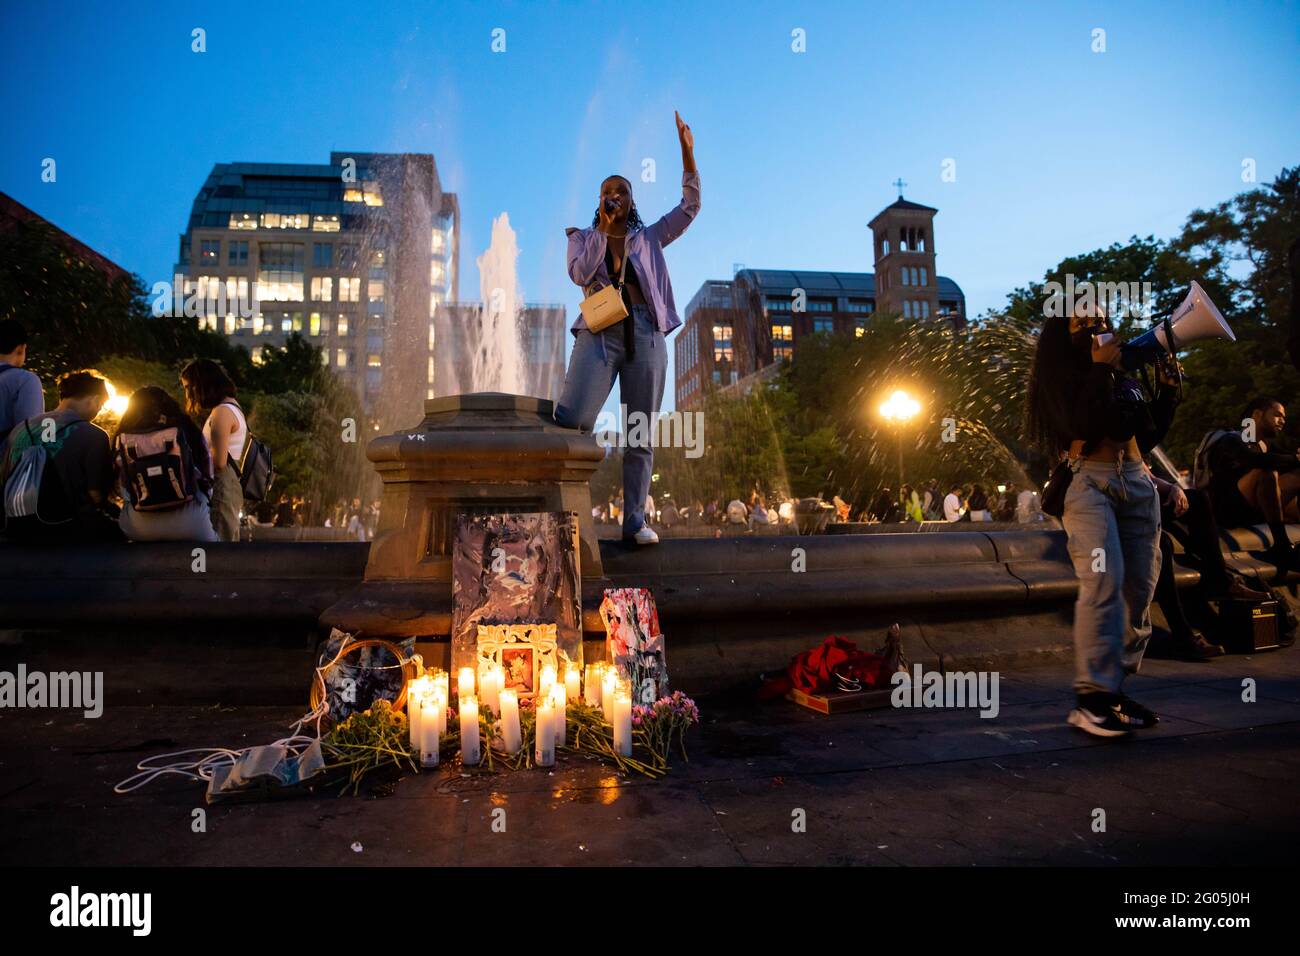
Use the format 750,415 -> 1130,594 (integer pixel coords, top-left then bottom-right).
555,111 -> 699,546
1026,302 -> 1180,739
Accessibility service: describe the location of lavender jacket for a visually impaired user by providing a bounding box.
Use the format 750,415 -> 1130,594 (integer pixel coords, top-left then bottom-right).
567,170 -> 701,335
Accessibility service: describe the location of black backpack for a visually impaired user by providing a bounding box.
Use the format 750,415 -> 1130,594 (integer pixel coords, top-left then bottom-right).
116,425 -> 199,512
234,432 -> 274,504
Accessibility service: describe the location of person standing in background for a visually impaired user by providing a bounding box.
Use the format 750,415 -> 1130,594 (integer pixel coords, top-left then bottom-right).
0,321 -> 44,457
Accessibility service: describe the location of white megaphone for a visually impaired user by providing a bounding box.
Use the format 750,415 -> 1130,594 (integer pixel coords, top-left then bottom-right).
1118,280 -> 1236,371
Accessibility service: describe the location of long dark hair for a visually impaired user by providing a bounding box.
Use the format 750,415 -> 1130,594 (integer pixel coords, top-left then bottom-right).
115,385 -> 213,478
1025,314 -> 1090,456
179,358 -> 237,418
591,176 -> 645,230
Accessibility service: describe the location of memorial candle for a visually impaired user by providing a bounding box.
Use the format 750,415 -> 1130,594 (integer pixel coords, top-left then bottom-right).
601,667 -> 618,721
459,696 -> 481,766
406,677 -> 428,751
498,689 -> 521,754
419,694 -> 441,767
565,665 -> 581,704
431,688 -> 448,740
539,664 -> 557,700
534,698 -> 555,767
584,663 -> 603,707
458,667 -> 475,699
433,671 -> 450,702
613,688 -> 633,757
479,664 -> 502,716
549,681 -> 567,748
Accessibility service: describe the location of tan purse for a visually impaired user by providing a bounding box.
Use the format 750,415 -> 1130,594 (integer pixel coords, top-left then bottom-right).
579,234 -> 630,333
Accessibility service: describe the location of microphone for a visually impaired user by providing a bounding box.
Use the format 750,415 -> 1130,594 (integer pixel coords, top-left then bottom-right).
603,198 -> 618,213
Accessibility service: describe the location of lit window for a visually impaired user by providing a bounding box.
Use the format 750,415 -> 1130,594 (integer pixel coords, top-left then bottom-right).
337,315 -> 349,336
336,349 -> 349,367
200,240 -> 220,263
339,277 -> 360,302
224,315 -> 236,334
281,317 -> 292,332
229,213 -> 258,230
368,280 -> 384,303
343,188 -> 364,203
367,354 -> 382,367
310,276 -> 333,301
260,212 -> 309,230
310,313 -> 322,336
312,215 -> 340,232
256,242 -> 305,301
362,184 -> 384,207
251,346 -> 264,365
253,314 -> 265,335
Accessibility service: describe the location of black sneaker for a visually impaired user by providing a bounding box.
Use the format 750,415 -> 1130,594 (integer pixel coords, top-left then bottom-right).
1114,694 -> 1159,729
1067,694 -> 1131,738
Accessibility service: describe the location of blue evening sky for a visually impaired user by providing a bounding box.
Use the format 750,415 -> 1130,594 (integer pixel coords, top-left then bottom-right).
2,0 -> 1297,412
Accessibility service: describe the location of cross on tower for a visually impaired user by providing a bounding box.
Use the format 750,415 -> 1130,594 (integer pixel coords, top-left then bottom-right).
892,177 -> 907,199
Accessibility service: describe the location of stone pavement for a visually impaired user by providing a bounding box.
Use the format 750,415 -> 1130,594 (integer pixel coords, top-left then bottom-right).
1,646 -> 1296,866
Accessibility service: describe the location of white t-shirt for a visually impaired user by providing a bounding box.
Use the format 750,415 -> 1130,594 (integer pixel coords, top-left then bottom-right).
943,492 -> 964,522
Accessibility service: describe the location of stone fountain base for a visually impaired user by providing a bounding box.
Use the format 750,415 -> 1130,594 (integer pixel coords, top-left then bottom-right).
320,392 -> 609,641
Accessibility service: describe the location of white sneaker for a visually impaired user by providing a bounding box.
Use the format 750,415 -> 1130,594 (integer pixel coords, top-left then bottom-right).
632,526 -> 660,546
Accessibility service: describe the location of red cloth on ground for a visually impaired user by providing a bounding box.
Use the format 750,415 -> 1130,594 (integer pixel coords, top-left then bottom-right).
759,636 -> 889,699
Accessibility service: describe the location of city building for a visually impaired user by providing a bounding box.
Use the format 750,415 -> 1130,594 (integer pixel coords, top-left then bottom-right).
434,302 -> 566,402
675,195 -> 965,410
174,152 -> 459,429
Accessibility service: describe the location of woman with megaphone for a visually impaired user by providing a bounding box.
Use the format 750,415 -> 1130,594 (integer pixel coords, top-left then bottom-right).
1027,301 -> 1182,739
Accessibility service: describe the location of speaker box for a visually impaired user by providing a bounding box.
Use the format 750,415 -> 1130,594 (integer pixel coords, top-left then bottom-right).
1217,598 -> 1281,653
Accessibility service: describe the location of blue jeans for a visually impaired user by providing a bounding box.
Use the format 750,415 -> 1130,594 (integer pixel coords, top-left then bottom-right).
1061,459 -> 1162,695
555,304 -> 666,538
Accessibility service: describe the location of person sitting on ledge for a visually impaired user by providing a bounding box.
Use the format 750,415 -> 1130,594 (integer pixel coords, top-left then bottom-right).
554,111 -> 699,547
114,386 -> 218,543
1197,396 -> 1300,576
2,369 -> 123,542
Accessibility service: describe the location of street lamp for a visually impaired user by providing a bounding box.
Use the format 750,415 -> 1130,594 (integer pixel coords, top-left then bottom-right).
879,389 -> 921,497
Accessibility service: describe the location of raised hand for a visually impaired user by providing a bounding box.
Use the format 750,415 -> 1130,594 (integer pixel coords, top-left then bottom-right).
675,110 -> 694,152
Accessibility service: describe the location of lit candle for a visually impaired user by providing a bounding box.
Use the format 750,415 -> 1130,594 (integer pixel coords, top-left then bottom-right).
565,665 -> 581,704
458,666 -> 475,699
613,688 -> 633,757
601,667 -> 618,721
459,696 -> 480,766
539,664 -> 557,700
584,663 -> 603,707
433,670 -> 450,702
431,688 -> 448,740
549,681 -> 567,748
479,663 -> 502,717
499,689 -> 521,754
403,676 -> 428,749
534,697 -> 555,767
419,694 -> 440,767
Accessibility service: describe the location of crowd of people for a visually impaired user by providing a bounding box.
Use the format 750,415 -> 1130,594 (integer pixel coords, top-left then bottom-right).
0,319 -> 378,545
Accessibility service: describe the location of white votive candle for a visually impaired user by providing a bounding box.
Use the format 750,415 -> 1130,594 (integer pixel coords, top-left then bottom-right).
565,665 -> 581,704
602,668 -> 618,721
480,664 -> 501,717
431,688 -> 448,740
499,689 -> 522,754
419,694 -> 441,767
458,667 -> 475,699
613,689 -> 633,757
534,698 -> 555,767
539,664 -> 557,700
549,681 -> 567,748
584,663 -> 603,707
459,696 -> 480,766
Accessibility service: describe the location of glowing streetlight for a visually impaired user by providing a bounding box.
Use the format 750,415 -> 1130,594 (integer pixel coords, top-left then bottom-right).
878,389 -> 922,504
101,380 -> 131,420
